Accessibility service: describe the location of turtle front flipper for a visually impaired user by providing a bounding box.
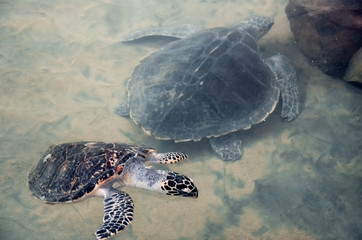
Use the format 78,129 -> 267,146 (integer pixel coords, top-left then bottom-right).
209,134 -> 244,161
266,54 -> 300,121
95,189 -> 134,240
123,25 -> 203,42
148,151 -> 188,164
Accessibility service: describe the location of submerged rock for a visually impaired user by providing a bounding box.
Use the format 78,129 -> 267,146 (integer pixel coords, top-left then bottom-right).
285,0 -> 362,79
344,49 -> 362,87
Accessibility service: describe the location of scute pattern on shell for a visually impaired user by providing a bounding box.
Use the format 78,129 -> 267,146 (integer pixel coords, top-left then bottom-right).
128,24 -> 279,142
28,142 -> 152,203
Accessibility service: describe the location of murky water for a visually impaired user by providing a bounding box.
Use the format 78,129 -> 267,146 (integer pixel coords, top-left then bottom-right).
0,0 -> 361,240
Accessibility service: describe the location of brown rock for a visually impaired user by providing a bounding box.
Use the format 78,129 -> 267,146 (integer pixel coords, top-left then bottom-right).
285,0 -> 362,78
344,49 -> 362,86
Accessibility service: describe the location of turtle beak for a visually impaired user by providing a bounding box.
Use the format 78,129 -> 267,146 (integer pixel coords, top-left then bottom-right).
183,186 -> 198,198
173,182 -> 198,198
180,177 -> 198,198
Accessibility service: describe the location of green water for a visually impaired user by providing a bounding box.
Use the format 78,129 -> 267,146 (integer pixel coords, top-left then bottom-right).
0,0 -> 361,239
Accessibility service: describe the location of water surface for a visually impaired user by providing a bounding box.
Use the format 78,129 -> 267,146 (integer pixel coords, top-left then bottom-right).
0,0 -> 361,239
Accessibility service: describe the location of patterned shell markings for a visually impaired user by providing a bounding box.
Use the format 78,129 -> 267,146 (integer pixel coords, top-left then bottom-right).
28,142 -> 150,203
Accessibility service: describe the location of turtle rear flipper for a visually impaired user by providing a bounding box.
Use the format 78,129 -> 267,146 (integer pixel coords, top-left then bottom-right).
209,134 -> 244,161
95,189 -> 134,240
115,102 -> 130,118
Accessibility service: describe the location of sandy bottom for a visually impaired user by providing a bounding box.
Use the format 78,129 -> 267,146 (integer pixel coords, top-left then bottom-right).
0,0 -> 361,240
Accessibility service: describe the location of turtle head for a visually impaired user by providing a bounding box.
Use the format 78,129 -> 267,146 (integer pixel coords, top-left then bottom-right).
236,16 -> 274,40
161,172 -> 198,198
122,157 -> 198,198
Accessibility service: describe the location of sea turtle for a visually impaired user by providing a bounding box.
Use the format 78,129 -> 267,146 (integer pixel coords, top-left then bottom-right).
117,16 -> 299,161
28,142 -> 198,240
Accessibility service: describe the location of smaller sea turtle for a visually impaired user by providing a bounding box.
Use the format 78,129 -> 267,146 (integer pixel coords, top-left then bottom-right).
28,142 -> 198,240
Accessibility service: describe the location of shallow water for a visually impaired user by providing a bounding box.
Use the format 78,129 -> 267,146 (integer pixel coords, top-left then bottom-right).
0,0 -> 361,240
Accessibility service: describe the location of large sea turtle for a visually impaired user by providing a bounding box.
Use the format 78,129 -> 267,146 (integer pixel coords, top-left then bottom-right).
28,142 -> 198,240
117,16 -> 299,161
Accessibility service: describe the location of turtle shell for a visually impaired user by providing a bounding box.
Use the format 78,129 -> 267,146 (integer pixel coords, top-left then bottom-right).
128,25 -> 279,142
28,142 -> 152,203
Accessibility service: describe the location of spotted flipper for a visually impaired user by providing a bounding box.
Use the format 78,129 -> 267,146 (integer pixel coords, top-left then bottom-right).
95,189 -> 134,240
148,152 -> 188,164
